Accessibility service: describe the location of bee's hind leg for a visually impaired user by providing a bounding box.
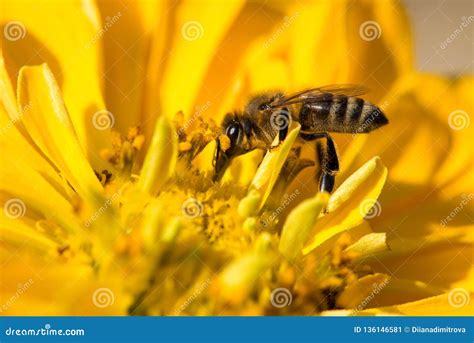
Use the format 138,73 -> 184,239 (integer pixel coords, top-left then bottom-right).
316,141 -> 337,193
300,132 -> 339,193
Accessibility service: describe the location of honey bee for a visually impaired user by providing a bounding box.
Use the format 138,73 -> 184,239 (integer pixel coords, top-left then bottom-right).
213,85 -> 388,192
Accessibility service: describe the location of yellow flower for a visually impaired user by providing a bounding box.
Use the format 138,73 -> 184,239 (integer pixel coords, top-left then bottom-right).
1,0 -> 472,316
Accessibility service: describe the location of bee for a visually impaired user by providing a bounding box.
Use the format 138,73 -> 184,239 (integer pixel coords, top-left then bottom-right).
213,85 -> 389,192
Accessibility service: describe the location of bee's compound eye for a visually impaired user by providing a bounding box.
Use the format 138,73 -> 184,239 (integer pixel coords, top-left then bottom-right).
226,122 -> 240,144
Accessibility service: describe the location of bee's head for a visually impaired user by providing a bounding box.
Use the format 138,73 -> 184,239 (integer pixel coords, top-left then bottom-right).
213,114 -> 249,182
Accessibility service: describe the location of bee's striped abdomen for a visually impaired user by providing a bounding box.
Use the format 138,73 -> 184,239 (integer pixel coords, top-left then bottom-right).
329,96 -> 348,127
299,95 -> 388,133
345,97 -> 364,128
352,98 -> 388,133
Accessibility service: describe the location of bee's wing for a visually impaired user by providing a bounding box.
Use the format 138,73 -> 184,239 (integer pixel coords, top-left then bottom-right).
318,84 -> 369,96
270,84 -> 369,108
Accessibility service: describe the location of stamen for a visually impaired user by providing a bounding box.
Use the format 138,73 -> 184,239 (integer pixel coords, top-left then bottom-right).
100,126 -> 145,175
94,169 -> 113,186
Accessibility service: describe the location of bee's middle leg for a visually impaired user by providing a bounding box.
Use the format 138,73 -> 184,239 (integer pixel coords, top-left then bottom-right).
300,132 -> 339,193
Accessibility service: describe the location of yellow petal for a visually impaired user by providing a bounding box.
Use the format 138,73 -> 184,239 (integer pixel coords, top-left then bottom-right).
328,156 -> 387,212
160,217 -> 182,244
286,0 -> 412,99
364,293 -> 473,316
160,0 -> 244,118
211,40 -> 293,157
216,233 -> 272,305
347,74 -> 472,240
279,192 -> 328,261
370,278 -> 445,307
0,158 -> 83,235
138,116 -> 177,195
303,156 -> 387,254
0,217 -> 58,257
2,0 -> 108,164
194,2 -> 294,122
142,1 -> 173,140
17,64 -> 102,203
305,221 -> 374,258
246,56 -> 290,95
238,189 -> 262,218
0,102 -> 82,237
338,134 -> 369,182
0,254 -> 129,315
0,53 -> 20,124
226,149 -> 264,185
95,0 -> 162,133
344,232 -> 389,259
16,64 -> 119,257
213,34 -> 292,124
287,1 -> 346,86
337,273 -> 390,310
140,198 -> 166,250
344,0 -> 413,100
0,97 -> 62,192
365,228 -> 474,292
245,125 -> 301,213
140,197 -> 182,253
